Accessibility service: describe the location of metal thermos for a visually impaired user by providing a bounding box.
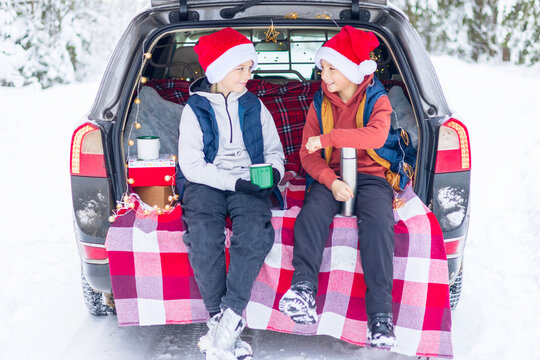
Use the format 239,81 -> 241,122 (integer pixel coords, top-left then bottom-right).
340,147 -> 357,216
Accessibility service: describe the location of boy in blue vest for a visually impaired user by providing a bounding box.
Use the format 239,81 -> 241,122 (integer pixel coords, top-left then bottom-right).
279,26 -> 411,349
178,28 -> 285,360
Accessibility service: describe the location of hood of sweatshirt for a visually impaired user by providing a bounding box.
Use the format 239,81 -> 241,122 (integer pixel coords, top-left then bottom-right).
189,76 -> 248,104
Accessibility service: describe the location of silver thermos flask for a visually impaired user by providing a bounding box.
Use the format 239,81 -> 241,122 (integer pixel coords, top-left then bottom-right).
340,147 -> 357,216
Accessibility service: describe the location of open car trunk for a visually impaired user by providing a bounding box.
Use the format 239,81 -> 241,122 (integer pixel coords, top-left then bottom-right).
121,26 -> 420,207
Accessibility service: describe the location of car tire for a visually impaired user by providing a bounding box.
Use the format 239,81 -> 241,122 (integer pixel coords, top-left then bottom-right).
449,267 -> 463,310
81,271 -> 115,316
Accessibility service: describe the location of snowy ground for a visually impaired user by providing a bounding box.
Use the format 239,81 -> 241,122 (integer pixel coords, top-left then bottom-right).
1,56 -> 539,360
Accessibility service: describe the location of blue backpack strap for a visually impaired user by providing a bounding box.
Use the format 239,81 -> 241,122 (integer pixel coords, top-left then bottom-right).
365,78 -> 417,190
363,77 -> 388,126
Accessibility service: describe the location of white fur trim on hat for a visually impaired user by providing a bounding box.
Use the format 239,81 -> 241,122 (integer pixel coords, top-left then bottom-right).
314,47 -> 377,84
205,43 -> 258,84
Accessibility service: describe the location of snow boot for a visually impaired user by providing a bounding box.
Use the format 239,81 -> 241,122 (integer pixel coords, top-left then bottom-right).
278,281 -> 318,324
197,312 -> 222,354
367,312 -> 397,349
205,308 -> 247,360
198,310 -> 253,360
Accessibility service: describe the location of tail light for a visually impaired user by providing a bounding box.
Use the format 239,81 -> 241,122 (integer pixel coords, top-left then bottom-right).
444,236 -> 464,258
70,123 -> 107,177
80,242 -> 108,263
435,118 -> 471,173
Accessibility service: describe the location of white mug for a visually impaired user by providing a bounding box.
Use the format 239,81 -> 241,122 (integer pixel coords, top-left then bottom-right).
137,136 -> 160,160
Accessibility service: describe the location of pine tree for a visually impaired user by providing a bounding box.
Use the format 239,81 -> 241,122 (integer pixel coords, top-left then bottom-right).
0,1 -> 31,86
501,0 -> 540,65
1,0 -> 146,88
464,0 -> 500,62
431,0 -> 467,58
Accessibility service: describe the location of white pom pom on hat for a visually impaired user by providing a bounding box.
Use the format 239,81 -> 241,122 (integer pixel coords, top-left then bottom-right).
314,26 -> 379,84
194,27 -> 258,84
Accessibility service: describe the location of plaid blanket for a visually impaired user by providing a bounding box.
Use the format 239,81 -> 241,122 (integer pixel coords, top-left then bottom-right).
106,172 -> 452,359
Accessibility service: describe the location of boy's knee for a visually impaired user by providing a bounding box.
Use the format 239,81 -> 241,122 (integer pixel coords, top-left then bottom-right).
357,217 -> 394,238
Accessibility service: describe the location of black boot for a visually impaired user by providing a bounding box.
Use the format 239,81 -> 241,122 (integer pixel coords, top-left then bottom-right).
367,312 -> 397,349
278,281 -> 318,324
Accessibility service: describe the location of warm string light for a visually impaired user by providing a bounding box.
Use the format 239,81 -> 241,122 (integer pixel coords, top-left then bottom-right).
109,190 -> 178,223
315,14 -> 332,19
109,46 -> 181,223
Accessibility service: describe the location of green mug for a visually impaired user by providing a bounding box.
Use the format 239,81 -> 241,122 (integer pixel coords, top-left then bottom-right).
249,163 -> 273,189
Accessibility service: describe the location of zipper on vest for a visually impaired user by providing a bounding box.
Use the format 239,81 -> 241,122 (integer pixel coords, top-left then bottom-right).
222,94 -> 233,143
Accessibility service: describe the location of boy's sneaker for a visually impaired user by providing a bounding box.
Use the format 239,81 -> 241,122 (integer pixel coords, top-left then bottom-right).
198,311 -> 253,360
204,308 -> 247,360
278,281 -> 318,324
367,313 -> 397,349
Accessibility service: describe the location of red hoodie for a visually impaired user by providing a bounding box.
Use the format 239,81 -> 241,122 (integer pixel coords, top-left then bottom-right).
300,75 -> 393,190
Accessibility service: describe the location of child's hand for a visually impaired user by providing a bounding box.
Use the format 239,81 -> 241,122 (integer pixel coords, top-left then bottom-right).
305,136 -> 322,154
330,179 -> 354,202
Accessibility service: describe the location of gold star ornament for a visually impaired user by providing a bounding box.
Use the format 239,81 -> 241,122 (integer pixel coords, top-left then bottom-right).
265,21 -> 279,42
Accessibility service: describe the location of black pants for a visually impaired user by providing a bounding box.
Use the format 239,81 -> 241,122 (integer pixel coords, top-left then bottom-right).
292,173 -> 395,315
182,182 -> 275,315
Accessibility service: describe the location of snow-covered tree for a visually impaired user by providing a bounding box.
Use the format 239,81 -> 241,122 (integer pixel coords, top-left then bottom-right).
395,0 -> 539,65
1,0 -> 146,88
500,0 -> 540,65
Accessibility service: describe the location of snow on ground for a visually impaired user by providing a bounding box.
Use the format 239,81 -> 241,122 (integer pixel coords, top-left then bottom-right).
0,56 -> 539,359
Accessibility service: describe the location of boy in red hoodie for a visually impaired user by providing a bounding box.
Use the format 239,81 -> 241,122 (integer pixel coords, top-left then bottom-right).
279,26 -> 397,349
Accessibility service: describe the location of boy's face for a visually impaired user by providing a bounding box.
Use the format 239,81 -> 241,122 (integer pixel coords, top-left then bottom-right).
218,60 -> 253,95
320,59 -> 356,95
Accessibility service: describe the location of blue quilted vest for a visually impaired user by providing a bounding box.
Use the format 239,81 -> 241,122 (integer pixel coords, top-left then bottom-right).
188,92 -> 265,164
306,77 -> 416,192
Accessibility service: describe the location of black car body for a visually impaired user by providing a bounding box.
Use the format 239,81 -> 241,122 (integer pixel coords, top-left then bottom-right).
70,0 -> 471,315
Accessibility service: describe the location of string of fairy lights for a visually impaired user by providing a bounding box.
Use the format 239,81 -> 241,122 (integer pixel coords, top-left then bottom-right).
108,48 -> 179,223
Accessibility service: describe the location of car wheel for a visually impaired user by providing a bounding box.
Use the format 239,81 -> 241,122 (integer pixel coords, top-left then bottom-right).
449,267 -> 463,310
81,271 -> 115,316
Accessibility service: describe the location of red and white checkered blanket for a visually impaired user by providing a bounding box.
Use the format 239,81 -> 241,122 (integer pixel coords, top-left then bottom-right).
106,172 -> 453,359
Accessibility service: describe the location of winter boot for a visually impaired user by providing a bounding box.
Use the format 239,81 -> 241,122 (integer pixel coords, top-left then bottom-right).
367,312 -> 397,349
197,312 -> 221,354
278,281 -> 318,324
205,308 -> 247,360
198,311 -> 253,360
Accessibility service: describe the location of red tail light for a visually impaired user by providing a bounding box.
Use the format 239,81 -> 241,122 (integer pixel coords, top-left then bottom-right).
70,123 -> 107,177
81,242 -> 108,262
435,118 -> 471,173
444,236 -> 463,258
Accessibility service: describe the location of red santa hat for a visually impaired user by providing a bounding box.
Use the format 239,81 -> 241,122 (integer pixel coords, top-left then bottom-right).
194,27 -> 258,84
314,26 -> 379,84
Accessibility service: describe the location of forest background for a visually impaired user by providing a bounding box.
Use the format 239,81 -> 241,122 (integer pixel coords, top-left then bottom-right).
1,0 -> 538,88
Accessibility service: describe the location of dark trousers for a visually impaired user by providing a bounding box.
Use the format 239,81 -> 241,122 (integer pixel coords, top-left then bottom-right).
182,182 -> 274,315
292,173 -> 395,315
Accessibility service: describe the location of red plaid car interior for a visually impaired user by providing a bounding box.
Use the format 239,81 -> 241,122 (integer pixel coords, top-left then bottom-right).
106,172 -> 453,359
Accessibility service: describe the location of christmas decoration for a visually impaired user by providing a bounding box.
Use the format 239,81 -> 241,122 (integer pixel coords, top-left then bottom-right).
109,48 -> 181,222
265,20 -> 280,42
